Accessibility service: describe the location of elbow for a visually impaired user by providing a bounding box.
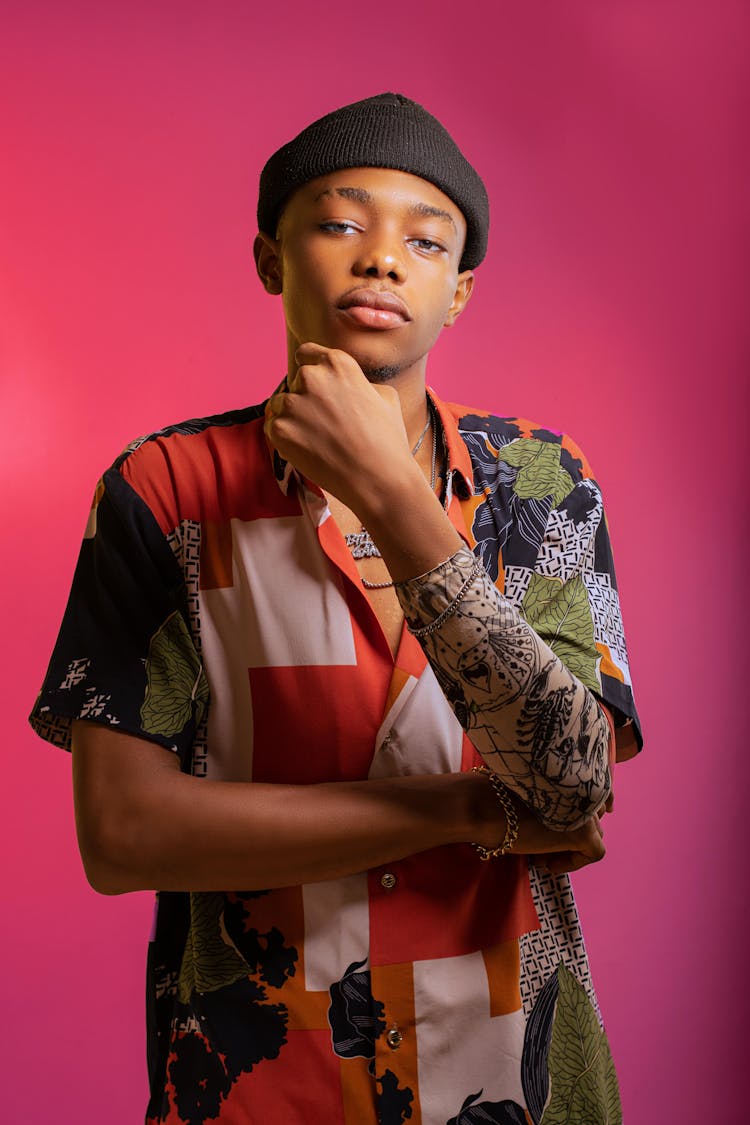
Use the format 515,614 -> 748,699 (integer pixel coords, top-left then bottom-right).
560,773 -> 611,830
75,801 -> 150,896
80,854 -> 131,896
555,700 -> 613,827
532,747 -> 612,832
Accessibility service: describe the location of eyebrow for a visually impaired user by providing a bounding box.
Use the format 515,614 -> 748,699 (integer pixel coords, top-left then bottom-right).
313,186 -> 457,229
407,201 -> 456,229
314,186 -> 371,205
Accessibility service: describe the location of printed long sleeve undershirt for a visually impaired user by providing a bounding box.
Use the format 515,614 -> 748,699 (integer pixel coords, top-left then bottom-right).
395,545 -> 612,830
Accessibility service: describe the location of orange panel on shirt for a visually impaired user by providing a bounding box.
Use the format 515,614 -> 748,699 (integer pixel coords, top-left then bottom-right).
482,939 -> 522,1017
596,641 -> 625,683
226,887 -> 329,1032
371,960 -> 422,1125
200,520 -> 234,589
340,1057 -> 378,1125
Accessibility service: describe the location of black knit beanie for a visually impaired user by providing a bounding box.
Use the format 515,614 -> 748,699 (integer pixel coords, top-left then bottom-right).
257,92 -> 489,271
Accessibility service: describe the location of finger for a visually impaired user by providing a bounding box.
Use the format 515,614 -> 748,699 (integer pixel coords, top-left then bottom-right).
541,852 -> 576,876
546,850 -> 602,875
265,392 -> 292,419
294,341 -> 331,366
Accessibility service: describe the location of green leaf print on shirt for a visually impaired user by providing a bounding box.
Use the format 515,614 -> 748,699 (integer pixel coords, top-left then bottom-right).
541,964 -> 621,1125
178,893 -> 250,1004
521,573 -> 598,692
497,440 -> 574,506
140,611 -> 209,737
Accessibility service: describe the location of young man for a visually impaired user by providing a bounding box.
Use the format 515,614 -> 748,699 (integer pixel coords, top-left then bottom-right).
31,94 -> 641,1124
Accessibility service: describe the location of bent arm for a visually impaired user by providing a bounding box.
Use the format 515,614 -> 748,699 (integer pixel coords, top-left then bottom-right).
72,720 -> 477,894
265,348 -> 611,829
394,547 -> 611,830
71,721 -> 606,895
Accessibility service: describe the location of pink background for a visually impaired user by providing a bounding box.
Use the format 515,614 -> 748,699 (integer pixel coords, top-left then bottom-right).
2,1 -> 748,1120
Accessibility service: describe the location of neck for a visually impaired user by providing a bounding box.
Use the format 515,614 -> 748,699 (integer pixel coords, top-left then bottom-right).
373,362 -> 432,448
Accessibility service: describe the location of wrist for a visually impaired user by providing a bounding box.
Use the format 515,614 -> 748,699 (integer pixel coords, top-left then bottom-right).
470,766 -> 519,859
354,474 -> 461,583
348,457 -> 427,527
453,770 -> 507,849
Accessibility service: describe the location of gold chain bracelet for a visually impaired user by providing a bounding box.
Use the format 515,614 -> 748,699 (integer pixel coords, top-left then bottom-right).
471,765 -> 520,860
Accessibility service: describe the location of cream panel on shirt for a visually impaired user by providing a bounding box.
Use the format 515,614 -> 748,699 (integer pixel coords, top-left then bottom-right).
199,515 -> 356,780
302,873 -> 371,993
368,665 -> 464,779
413,952 -> 527,1125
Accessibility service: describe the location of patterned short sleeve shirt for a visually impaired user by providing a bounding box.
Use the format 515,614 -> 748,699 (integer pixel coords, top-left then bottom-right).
30,388 -> 640,1125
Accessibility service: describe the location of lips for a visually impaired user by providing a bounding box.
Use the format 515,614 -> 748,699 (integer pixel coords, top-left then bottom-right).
337,288 -> 411,328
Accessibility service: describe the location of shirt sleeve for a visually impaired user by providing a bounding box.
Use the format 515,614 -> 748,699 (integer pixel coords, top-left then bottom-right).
29,466 -> 207,766
516,433 -> 642,762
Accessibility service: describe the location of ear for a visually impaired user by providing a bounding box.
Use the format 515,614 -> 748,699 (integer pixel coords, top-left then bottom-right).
253,232 -> 283,295
443,270 -> 475,327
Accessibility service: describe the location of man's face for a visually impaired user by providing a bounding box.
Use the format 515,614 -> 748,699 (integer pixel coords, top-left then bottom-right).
255,167 -> 474,382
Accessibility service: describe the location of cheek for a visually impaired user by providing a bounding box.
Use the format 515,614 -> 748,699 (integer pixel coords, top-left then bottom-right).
280,261 -> 322,328
422,277 -> 460,331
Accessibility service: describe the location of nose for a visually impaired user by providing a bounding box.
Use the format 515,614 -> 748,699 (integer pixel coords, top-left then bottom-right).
352,232 -> 406,283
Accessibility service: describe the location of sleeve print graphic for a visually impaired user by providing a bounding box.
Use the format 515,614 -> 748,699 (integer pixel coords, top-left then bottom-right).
497,439 -> 574,507
141,611 -> 209,738
447,1090 -> 528,1124
376,1068 -> 414,1123
328,958 -> 386,1060
463,432 -> 552,578
58,658 -> 90,690
540,964 -> 621,1124
521,574 -> 598,693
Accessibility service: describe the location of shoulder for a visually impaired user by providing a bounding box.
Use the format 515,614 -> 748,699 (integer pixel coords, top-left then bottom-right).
445,400 -> 597,488
112,403 -> 268,477
101,402 -> 271,537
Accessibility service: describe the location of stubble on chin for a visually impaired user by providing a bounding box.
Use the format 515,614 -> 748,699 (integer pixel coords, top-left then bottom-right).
360,363 -> 401,384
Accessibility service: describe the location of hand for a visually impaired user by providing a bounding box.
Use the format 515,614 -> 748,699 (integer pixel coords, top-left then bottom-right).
470,772 -> 606,875
264,343 -> 416,514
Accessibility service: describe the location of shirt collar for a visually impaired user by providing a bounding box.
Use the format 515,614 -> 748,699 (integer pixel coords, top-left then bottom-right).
427,386 -> 475,501
266,381 -> 476,500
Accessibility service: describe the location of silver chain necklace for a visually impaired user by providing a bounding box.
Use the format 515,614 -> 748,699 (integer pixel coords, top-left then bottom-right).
345,398 -> 440,590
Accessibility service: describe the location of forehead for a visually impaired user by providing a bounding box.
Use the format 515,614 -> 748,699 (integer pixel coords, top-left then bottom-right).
284,167 -> 466,233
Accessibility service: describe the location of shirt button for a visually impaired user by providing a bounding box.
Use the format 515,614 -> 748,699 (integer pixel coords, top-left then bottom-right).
386,1026 -> 403,1050
380,872 -> 397,890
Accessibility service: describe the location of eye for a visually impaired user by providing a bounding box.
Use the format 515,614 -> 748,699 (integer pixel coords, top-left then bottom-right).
410,237 -> 447,254
319,220 -> 361,235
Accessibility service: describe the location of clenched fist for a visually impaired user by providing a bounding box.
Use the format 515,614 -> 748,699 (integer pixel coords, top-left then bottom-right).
264,343 -> 417,515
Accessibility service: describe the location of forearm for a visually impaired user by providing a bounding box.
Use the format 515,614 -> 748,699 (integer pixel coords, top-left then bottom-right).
72,722 -> 482,894
393,547 -> 611,830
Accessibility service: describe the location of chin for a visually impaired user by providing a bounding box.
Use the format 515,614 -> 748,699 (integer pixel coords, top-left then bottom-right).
360,363 -> 402,383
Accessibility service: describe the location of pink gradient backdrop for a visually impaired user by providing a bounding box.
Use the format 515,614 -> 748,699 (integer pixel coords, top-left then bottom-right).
2,2 -> 747,1120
